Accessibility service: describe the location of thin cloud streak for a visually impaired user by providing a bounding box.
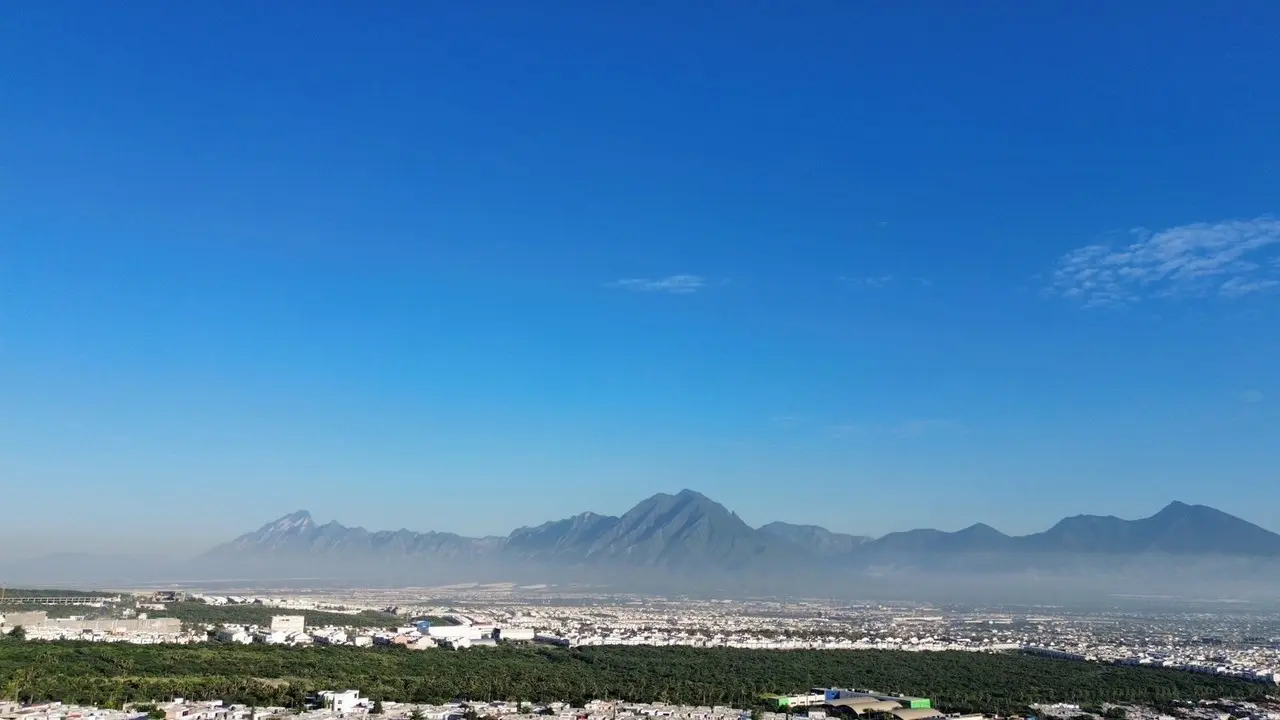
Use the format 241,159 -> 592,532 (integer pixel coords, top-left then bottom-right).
826,423 -> 862,439
608,274 -> 707,294
1047,216 -> 1280,307
840,274 -> 895,289
826,419 -> 964,439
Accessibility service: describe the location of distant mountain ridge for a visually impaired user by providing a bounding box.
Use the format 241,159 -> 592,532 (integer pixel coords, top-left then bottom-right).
757,522 -> 871,556
208,509 -> 503,561
503,491 -> 788,568
201,493 -> 1280,578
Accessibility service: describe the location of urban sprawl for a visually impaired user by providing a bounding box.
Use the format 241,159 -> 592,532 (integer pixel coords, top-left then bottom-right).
4,586 -> 1280,720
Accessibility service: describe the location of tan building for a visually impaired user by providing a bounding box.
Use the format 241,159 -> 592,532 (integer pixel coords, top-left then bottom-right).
0,611 -> 49,627
270,615 -> 305,633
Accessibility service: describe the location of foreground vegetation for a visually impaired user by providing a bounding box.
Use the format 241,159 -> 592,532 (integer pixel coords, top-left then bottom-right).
0,643 -> 1271,714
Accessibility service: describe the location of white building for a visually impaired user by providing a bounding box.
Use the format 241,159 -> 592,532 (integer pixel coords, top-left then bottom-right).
428,624 -> 482,641
500,627 -> 536,642
257,631 -> 289,645
270,615 -> 305,633
318,690 -> 362,714
313,630 -> 348,645
214,627 -> 253,644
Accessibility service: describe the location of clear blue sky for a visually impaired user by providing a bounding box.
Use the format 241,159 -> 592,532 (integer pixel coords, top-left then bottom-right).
3,2 -> 1279,557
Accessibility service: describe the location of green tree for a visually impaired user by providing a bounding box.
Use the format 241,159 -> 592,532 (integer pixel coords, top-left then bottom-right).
371,700 -> 384,715
7,625 -> 25,642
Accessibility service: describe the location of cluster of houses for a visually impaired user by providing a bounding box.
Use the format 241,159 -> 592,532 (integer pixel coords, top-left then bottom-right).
208,616 -> 537,651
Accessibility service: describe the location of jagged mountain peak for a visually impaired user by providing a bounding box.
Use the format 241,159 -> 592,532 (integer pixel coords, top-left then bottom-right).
1153,500 -> 1216,518
260,510 -> 317,536
638,488 -> 719,507
958,522 -> 1008,537
675,488 -> 711,500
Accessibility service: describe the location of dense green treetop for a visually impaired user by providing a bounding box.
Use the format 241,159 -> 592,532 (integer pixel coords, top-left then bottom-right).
0,642 -> 1271,715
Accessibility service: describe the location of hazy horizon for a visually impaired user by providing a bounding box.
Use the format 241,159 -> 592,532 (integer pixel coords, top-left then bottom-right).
2,491 -> 1278,565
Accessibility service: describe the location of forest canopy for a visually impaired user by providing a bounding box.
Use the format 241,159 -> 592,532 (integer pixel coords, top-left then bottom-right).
2,643 -> 1273,715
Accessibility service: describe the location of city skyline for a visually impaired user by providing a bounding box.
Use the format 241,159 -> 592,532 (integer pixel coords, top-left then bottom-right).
2,2 -> 1279,555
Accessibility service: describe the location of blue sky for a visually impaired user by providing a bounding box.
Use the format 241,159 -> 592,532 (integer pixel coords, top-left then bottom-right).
2,2 -> 1279,556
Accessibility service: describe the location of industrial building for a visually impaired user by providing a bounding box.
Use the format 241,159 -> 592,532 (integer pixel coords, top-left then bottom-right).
2,614 -> 181,634
760,694 -> 827,710
0,611 -> 50,628
820,689 -> 932,710
1,610 -> 181,635
759,689 -> 938,718
497,627 -> 536,642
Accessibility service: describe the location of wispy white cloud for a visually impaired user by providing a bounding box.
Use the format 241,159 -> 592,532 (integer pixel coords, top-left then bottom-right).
839,275 -> 932,290
826,419 -> 963,439
608,275 -> 707,294
840,274 -> 895,289
1047,216 -> 1280,306
1239,389 -> 1265,404
826,423 -> 863,439
1220,277 -> 1280,297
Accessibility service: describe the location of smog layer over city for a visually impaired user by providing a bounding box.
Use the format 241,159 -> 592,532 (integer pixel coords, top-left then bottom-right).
3,4 -> 1279,720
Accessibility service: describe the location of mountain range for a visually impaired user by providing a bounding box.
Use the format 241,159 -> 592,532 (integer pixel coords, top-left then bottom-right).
202,490 -> 1280,581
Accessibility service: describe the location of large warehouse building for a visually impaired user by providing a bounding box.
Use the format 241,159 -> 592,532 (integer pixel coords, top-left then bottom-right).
754,688 -> 942,718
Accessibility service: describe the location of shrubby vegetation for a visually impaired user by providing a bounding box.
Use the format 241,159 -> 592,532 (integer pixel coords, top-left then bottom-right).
0,643 -> 1271,715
